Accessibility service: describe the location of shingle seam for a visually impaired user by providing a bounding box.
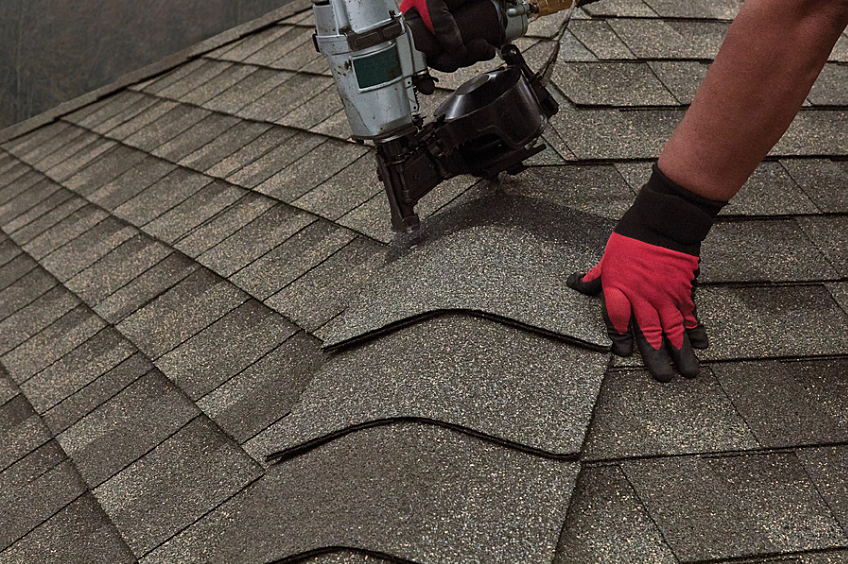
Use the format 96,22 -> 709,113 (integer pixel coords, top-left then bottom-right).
266,417 -> 584,466
268,546 -> 422,564
0,377 -> 136,560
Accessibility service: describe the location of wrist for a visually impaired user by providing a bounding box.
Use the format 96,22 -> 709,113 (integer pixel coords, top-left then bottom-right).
614,164 -> 727,256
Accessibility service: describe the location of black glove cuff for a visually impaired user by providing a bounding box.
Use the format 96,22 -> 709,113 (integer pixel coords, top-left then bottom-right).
614,164 -> 727,256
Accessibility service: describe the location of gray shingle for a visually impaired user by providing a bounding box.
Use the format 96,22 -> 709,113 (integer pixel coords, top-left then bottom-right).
242,26 -> 313,67
582,367 -> 758,460
0,268 -> 58,322
197,331 -> 323,444
153,59 -> 232,100
0,236 -> 20,267
87,155 -> 177,211
0,456 -> 87,552
202,67 -> 292,114
0,493 -> 136,564
122,104 -> 212,152
0,253 -> 38,293
65,234 -> 170,307
226,129 -> 321,188
62,144 -> 148,197
609,19 -> 729,59
797,216 -> 848,277
2,122 -> 72,159
0,395 -> 53,473
580,0 -> 657,17
567,20 -> 636,60
88,94 -> 161,136
155,299 -> 299,400
724,161 -> 819,216
554,62 -> 678,106
197,203 -> 315,277
550,105 -> 683,160
553,465 -> 677,564
94,415 -> 261,557
697,285 -> 848,360
648,60 -> 710,104
105,99 -> 181,140
174,191 -> 276,257
229,218 -> 356,300
276,84 -> 345,130
712,360 -> 848,448
0,176 -> 57,227
145,424 -> 579,564
284,152 -> 380,220
65,90 -> 146,129
809,63 -> 848,106
267,236 -> 386,332
178,119 -> 272,173
253,314 -> 606,462
782,158 -> 848,213
264,34 -> 326,71
797,446 -> 848,535
701,219 -> 839,283
43,138 -> 118,183
206,125 -> 298,180
622,452 -> 847,561
144,180 -> 246,244
773,110 -> 848,156
1,305 -> 106,386
57,370 -> 200,487
3,184 -> 74,236
0,285 -> 79,358
22,204 -> 108,260
42,352 -> 155,436
151,113 -> 241,163
236,73 -> 334,123
116,268 -> 247,359
642,0 -> 742,19
318,210 -> 611,349
20,327 -> 137,414
32,128 -> 103,174
7,193 -> 86,251
13,122 -> 85,165
40,217 -> 137,282
113,167 -> 212,227
93,252 -> 199,324
256,138 -> 369,202
182,64 -> 257,106
212,25 -> 295,63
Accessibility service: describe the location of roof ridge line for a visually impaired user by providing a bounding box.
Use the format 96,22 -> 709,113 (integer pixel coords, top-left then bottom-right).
0,0 -> 313,145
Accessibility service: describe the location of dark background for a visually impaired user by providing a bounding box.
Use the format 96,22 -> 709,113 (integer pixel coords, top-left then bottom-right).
0,0 -> 288,128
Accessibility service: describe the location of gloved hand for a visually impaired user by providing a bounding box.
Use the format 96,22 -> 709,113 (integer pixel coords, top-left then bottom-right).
567,165 -> 726,382
400,0 -> 501,73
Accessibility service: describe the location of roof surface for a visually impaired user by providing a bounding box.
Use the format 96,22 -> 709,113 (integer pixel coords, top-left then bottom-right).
1,0 -> 847,562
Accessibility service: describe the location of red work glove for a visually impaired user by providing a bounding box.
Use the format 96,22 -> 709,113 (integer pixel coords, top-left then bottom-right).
400,0 -> 500,73
567,165 -> 726,382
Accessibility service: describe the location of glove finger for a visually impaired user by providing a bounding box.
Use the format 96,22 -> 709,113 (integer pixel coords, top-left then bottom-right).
634,322 -> 674,383
686,324 -> 709,349
601,287 -> 634,357
566,271 -> 602,296
665,331 -> 700,379
466,38 -> 496,63
600,294 -> 633,357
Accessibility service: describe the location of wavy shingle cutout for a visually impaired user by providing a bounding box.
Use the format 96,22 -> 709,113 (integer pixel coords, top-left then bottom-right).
317,192 -> 613,350
145,424 -> 580,564
253,314 -> 607,463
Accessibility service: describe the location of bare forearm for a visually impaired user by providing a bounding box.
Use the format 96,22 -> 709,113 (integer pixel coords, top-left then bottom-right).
658,0 -> 848,201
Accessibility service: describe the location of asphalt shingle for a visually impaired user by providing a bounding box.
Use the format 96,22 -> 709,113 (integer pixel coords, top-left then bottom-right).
144,424 -> 579,564
254,314 -> 606,462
